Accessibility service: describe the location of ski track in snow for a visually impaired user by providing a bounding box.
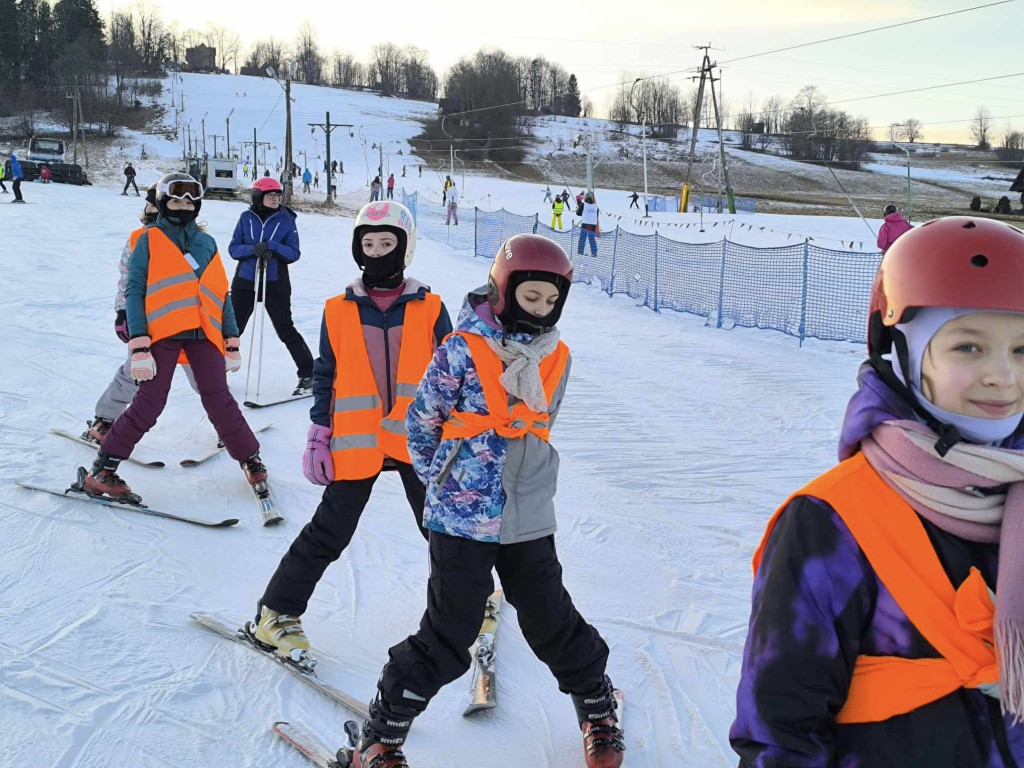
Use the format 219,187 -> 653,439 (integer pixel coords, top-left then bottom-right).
0,80 -> 869,768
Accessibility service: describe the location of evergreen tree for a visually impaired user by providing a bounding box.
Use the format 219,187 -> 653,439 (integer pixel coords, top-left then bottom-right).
563,74 -> 582,118
0,0 -> 20,89
54,0 -> 105,62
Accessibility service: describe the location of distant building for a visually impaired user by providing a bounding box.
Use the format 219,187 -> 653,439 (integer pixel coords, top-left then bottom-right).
1011,167 -> 1024,194
239,65 -> 264,77
186,45 -> 217,73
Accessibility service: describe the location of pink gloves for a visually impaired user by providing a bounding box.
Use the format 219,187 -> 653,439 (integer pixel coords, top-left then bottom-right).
129,336 -> 156,381
224,337 -> 241,373
303,423 -> 334,485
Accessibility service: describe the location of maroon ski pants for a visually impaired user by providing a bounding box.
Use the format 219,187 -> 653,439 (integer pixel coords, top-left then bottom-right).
101,338 -> 259,461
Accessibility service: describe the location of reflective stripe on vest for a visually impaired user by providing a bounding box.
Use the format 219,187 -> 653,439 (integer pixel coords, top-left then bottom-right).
131,227 -> 188,365
754,452 -> 999,724
326,292 -> 441,480
144,228 -> 228,353
440,332 -> 569,442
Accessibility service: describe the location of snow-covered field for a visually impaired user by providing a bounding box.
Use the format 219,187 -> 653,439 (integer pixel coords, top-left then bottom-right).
0,173 -> 871,766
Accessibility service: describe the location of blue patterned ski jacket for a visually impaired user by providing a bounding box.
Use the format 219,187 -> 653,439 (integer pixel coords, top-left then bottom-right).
406,288 -> 571,544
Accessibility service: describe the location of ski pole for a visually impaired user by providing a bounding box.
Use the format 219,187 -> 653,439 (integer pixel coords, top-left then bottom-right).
254,257 -> 269,402
243,256 -> 267,402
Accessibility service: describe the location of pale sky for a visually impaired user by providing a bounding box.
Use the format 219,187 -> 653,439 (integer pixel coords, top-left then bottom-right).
116,0 -> 1023,144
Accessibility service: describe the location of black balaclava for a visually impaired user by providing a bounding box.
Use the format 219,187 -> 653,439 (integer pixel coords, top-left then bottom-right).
353,225 -> 407,289
142,188 -> 158,226
499,270 -> 571,335
159,195 -> 200,226
250,190 -> 277,221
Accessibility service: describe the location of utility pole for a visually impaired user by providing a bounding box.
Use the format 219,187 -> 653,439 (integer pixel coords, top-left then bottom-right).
201,112 -> 208,158
309,112 -> 352,205
685,45 -> 734,214
244,128 -> 271,183
226,108 -> 234,160
284,74 -> 293,203
630,78 -> 650,217
211,134 -> 225,157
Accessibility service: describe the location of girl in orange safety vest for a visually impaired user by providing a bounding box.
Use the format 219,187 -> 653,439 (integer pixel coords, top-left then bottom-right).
348,234 -> 625,768
84,173 -> 267,500
731,216 -> 1024,768
247,200 -> 453,673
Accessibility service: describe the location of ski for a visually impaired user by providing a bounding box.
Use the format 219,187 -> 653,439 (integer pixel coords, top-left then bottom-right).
251,480 -> 284,526
243,391 -> 313,409
17,469 -> 239,528
179,422 -> 274,467
189,613 -> 370,719
464,588 -> 504,716
50,428 -> 165,468
273,720 -> 361,768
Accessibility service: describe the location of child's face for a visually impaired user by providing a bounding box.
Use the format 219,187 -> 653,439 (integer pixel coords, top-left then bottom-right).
362,231 -> 398,259
166,197 -> 195,211
263,192 -> 281,209
921,312 -> 1024,419
515,280 -> 560,318
145,202 -> 158,216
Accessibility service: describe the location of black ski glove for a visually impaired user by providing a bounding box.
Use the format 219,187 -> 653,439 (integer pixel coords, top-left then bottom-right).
115,310 -> 129,343
253,242 -> 271,263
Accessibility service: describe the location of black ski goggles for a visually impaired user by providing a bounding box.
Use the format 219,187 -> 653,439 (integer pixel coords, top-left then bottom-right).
158,178 -> 204,201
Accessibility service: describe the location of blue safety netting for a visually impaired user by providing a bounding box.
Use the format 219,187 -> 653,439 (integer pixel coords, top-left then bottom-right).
400,191 -> 879,344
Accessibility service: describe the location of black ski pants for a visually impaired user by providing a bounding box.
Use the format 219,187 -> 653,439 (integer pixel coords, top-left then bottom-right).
123,176 -> 139,194
231,276 -> 314,379
378,531 -> 609,715
12,178 -> 22,201
261,463 -> 428,616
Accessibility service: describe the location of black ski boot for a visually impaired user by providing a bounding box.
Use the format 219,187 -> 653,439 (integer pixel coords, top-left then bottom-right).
571,675 -> 625,768
351,694 -> 414,768
293,376 -> 313,396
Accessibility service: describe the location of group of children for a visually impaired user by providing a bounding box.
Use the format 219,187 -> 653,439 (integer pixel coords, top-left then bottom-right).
82,175 -> 624,768
77,164 -> 1024,767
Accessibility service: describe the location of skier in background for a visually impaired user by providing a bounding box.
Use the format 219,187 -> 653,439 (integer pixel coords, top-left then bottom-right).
442,174 -> 452,205
386,173 -> 395,199
39,164 -> 51,184
370,175 -> 382,202
731,217 -> 1024,767
247,201 -> 452,669
122,162 -> 139,196
629,191 -> 640,209
228,177 -> 314,396
351,233 -> 624,768
877,203 -> 913,254
81,172 -> 267,500
445,182 -> 459,225
0,160 -> 6,193
551,192 -> 568,230
9,152 -> 24,203
543,184 -> 553,203
302,168 -> 312,193
578,193 -> 600,257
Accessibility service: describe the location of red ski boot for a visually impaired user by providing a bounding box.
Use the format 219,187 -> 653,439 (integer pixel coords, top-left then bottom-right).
241,452 -> 268,489
352,694 -> 413,768
82,416 -> 113,444
572,676 -> 625,768
82,452 -> 136,500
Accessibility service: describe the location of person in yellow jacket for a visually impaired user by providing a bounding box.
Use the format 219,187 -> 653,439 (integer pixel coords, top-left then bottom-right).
247,201 -> 453,667
551,192 -> 568,229
350,234 -> 624,768
0,160 -> 6,194
731,216 -> 1024,766
84,173 -> 266,500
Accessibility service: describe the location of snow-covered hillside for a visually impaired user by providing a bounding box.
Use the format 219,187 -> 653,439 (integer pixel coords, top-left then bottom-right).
0,175 -> 872,766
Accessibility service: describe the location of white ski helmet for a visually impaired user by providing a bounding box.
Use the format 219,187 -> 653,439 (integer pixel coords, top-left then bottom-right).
351,201 -> 417,268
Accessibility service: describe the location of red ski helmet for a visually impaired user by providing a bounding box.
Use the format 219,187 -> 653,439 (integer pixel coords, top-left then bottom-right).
868,216 -> 1024,356
488,234 -> 574,332
252,177 -> 283,193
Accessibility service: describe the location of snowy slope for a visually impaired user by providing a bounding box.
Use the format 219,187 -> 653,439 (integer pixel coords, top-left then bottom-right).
0,179 -> 869,766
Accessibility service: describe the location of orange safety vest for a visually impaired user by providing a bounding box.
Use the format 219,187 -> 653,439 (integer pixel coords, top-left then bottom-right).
754,452 -> 999,724
130,227 -> 188,366
325,292 -> 442,480
440,332 -> 570,442
143,227 -> 228,353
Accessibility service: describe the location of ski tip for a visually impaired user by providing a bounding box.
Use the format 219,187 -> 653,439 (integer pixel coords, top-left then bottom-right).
179,460 -> 199,468
262,515 -> 285,527
463,702 -> 497,717
242,401 -> 260,408
218,518 -> 241,527
142,461 -> 166,468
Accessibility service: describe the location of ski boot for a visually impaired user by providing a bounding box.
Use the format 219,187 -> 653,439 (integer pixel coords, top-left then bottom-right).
81,452 -> 139,502
241,452 -> 268,492
293,376 -> 313,396
351,694 -> 414,768
571,675 -> 625,768
82,416 -> 113,444
246,605 -> 315,672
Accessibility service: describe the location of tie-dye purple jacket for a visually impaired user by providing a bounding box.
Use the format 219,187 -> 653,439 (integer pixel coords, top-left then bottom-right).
730,363 -> 1024,768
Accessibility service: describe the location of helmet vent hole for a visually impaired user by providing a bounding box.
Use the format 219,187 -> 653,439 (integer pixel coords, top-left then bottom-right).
963,221 -> 977,229
971,254 -> 989,268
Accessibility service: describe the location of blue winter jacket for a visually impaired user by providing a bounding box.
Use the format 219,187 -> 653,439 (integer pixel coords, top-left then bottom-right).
302,169 -> 312,184
406,289 -> 571,545
228,206 -> 300,284
9,155 -> 23,180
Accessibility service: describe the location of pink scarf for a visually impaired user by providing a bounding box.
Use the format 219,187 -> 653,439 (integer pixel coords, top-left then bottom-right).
862,420 -> 1024,719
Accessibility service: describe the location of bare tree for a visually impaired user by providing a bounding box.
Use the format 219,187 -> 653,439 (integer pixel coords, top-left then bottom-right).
203,24 -> 240,71
581,95 -> 594,118
245,38 -> 285,75
294,22 -> 323,84
903,118 -> 923,143
372,42 -> 403,96
761,94 -> 786,134
970,106 -> 993,150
